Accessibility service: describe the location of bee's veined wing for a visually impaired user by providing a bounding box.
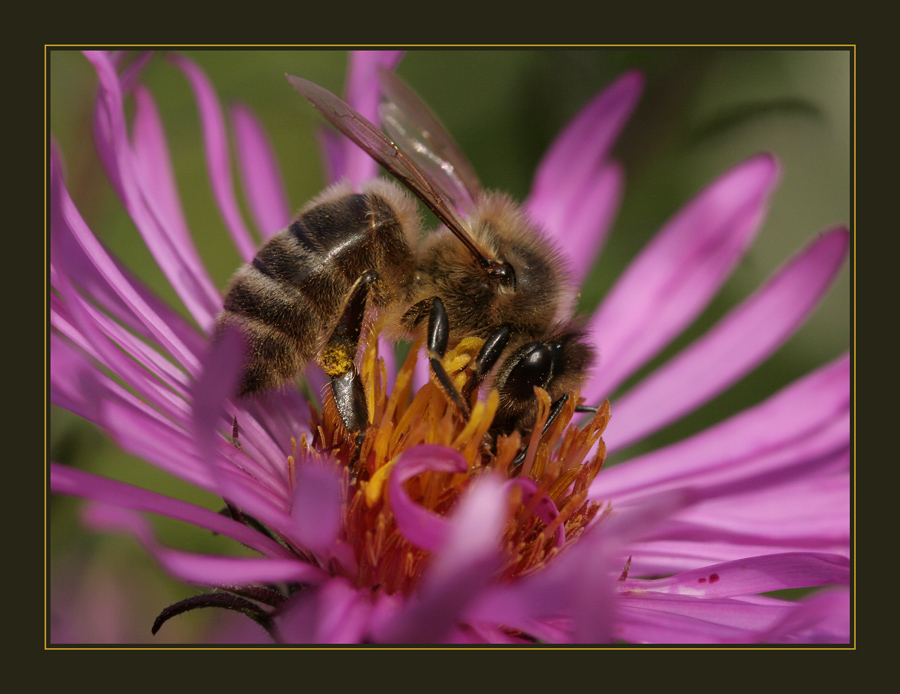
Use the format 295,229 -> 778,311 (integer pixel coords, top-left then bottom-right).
376,67 -> 482,215
287,74 -> 493,267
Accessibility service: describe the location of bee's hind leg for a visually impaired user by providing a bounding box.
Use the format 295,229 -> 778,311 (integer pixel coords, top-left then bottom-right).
319,270 -> 379,441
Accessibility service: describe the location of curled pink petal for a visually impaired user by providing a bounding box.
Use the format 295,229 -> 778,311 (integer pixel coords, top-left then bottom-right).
51,130 -> 201,373
388,444 -> 468,551
377,474 -> 507,643
83,52 -> 221,331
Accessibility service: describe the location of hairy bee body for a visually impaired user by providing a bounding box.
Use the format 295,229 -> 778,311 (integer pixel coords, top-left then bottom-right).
217,179 -> 420,396
217,72 -> 596,440
399,193 -> 593,431
401,193 -> 570,335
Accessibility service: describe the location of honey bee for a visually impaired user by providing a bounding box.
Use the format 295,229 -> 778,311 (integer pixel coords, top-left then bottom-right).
216,70 -> 595,442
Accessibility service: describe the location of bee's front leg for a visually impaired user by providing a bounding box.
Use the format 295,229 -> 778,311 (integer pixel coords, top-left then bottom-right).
462,324 -> 511,401
426,297 -> 471,417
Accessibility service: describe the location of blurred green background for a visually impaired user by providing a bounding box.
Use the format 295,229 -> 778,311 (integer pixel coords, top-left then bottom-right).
48,48 -> 851,643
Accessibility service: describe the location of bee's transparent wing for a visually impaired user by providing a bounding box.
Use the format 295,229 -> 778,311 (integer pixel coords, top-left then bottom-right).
287,74 -> 492,266
377,68 -> 482,214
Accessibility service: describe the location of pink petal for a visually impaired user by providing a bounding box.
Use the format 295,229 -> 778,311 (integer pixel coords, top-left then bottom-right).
51,134 -> 202,374
669,471 -> 850,544
67,378 -> 296,539
276,578 -> 373,643
756,587 -> 850,643
82,52 -> 221,331
615,593 -> 794,643
528,70 -> 642,220
290,460 -> 344,555
586,154 -> 780,400
547,162 -> 623,286
82,504 -> 326,586
466,527 -> 616,643
51,287 -> 193,417
167,53 -> 258,262
320,50 -> 404,185
51,463 -> 293,559
605,227 -> 850,450
231,102 -> 292,239
376,474 -> 507,643
527,69 -> 641,284
467,489 -> 692,642
623,462 -> 849,575
620,552 -> 849,598
388,444 -> 468,551
595,353 -> 849,501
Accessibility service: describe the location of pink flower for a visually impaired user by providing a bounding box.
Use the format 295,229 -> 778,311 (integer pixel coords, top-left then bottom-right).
50,50 -> 850,645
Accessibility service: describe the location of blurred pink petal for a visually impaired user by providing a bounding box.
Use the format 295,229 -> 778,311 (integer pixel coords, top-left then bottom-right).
168,53 -> 258,262
231,102 -> 292,239
290,460 -> 344,556
586,154 -> 779,400
607,227 -> 849,449
82,504 -> 327,586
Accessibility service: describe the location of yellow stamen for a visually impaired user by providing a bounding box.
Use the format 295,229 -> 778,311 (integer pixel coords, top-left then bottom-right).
366,459 -> 394,507
293,334 -> 610,592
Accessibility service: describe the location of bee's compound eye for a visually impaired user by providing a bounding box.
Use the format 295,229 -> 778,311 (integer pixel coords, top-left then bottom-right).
505,342 -> 556,400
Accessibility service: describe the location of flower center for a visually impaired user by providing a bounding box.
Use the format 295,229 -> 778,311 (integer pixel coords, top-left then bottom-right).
291,329 -> 611,594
